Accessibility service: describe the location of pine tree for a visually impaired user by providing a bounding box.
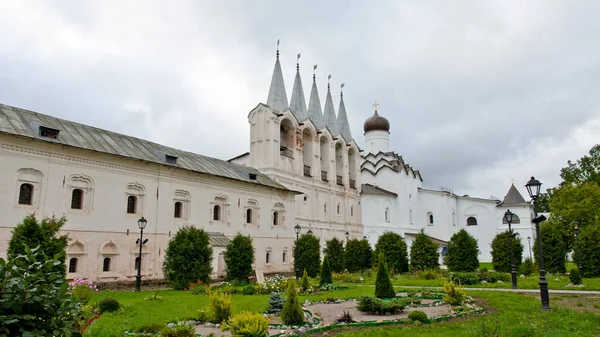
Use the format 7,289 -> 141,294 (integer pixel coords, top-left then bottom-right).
374,252 -> 396,299
320,255 -> 333,285
445,229 -> 479,272
301,270 -> 310,292
280,280 -> 304,325
324,237 -> 345,273
409,230 -> 440,271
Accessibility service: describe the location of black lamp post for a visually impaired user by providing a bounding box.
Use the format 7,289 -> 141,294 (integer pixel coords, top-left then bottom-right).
294,224 -> 301,280
573,221 -> 583,277
503,209 -> 518,289
527,236 -> 532,259
135,216 -> 148,292
525,176 -> 550,310
307,228 -> 313,235
345,231 -> 350,243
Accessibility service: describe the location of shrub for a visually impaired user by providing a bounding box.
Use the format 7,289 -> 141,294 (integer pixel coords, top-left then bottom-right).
443,279 -> 465,306
374,232 -> 408,274
450,272 -> 479,285
520,258 -> 535,276
254,275 -> 290,294
356,296 -> 414,315
7,214 -> 69,277
445,229 -> 479,272
417,269 -> 441,280
280,280 -> 304,325
135,323 -> 165,333
160,322 -> 195,337
188,280 -> 210,295
265,293 -> 285,314
221,311 -> 269,337
68,278 -> 98,304
242,285 -> 256,295
333,273 -> 362,283
318,283 -> 348,292
324,237 -> 345,273
209,292 -> 232,323
533,221 -> 566,274
224,234 -> 255,282
569,268 -> 582,285
163,226 -> 213,290
491,231 -> 524,273
579,225 -> 600,277
375,252 -> 396,299
0,245 -> 81,336
98,298 -> 120,313
320,255 -> 333,286
408,310 -> 428,323
301,270 -> 310,292
295,233 -> 321,278
479,271 -> 510,283
410,230 -> 440,271
336,310 -> 354,323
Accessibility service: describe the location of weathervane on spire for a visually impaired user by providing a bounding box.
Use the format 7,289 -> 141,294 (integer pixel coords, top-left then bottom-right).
373,100 -> 379,112
313,64 -> 317,80
276,39 -> 280,59
297,53 -> 301,70
341,83 -> 345,98
328,74 -> 332,89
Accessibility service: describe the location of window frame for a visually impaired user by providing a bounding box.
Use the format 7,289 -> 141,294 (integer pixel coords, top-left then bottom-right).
467,216 -> 478,226
71,188 -> 84,210
127,195 -> 138,214
174,201 -> 183,218
102,257 -> 111,272
18,183 -> 34,205
68,257 -> 78,273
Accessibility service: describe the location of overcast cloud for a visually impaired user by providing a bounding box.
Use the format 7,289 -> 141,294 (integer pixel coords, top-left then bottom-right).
1,0 -> 598,199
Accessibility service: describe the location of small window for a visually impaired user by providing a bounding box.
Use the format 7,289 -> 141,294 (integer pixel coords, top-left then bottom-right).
409,210 -> 413,224
303,195 -> 308,202
337,204 -> 340,215
71,189 -> 84,209
266,252 -> 270,264
39,126 -> 60,139
385,208 -> 389,222
246,208 -> 253,224
429,214 -> 434,224
214,205 -> 221,221
502,214 -> 521,224
324,203 -> 327,214
135,257 -> 141,271
273,211 -> 279,226
467,216 -> 478,226
103,257 -> 111,272
18,183 -> 33,205
351,206 -> 354,217
127,196 -> 137,214
282,251 -> 287,263
68,258 -> 78,273
174,201 -> 182,218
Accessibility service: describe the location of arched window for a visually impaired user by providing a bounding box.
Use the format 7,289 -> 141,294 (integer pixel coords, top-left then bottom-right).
467,216 -> 478,226
135,257 -> 141,271
320,136 -> 330,182
265,252 -> 270,264
427,211 -> 434,226
273,211 -> 279,226
18,183 -> 34,205
282,251 -> 287,263
127,195 -> 137,214
213,205 -> 221,221
385,208 -> 390,222
174,201 -> 183,218
68,258 -> 78,273
103,257 -> 111,272
302,128 -> 313,177
335,143 -> 344,186
71,188 -> 84,209
502,214 -> 521,224
246,208 -> 253,224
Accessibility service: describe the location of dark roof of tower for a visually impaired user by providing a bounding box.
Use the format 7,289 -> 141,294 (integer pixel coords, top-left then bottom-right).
499,184 -> 528,206
363,111 -> 390,133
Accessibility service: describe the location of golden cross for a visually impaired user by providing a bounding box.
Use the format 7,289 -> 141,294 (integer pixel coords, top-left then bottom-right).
373,100 -> 379,112
510,177 -> 515,185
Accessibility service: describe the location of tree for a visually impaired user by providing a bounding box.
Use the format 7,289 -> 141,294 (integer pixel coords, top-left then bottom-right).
374,231 -> 408,274
163,226 -> 213,290
445,229 -> 479,272
320,255 -> 332,285
374,252 -> 396,299
578,225 -> 600,277
224,233 -> 254,282
294,233 -> 321,277
533,221 -> 566,274
536,192 -> 551,213
324,237 -> 345,273
8,214 -> 69,278
559,144 -> 600,187
490,231 -> 524,273
409,230 -> 440,271
344,238 -> 363,272
359,238 -> 374,270
280,280 -> 304,325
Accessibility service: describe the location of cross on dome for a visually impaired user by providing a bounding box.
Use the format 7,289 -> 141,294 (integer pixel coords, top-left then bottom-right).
373,101 -> 379,112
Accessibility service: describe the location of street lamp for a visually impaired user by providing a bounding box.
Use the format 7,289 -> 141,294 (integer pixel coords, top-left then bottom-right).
527,236 -> 532,259
345,231 -> 350,243
294,224 -> 301,280
135,217 -> 148,292
525,176 -> 550,310
573,221 -> 583,277
503,209 -> 518,289
307,228 -> 313,235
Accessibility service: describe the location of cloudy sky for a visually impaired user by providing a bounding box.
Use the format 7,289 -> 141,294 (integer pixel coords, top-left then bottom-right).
1,1 -> 598,199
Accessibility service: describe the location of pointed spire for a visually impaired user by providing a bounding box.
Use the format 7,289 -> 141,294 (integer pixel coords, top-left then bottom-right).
501,183 -> 528,206
266,40 -> 288,111
289,53 -> 307,120
323,74 -> 338,135
307,65 -> 323,129
337,83 -> 352,141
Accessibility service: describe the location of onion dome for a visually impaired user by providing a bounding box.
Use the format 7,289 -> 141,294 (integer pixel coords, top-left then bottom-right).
363,111 -> 390,133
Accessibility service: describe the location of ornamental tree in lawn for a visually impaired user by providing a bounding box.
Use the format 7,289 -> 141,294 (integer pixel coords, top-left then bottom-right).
294,233 -> 321,277
359,238 -> 374,270
374,231 -> 408,274
533,221 -> 566,274
344,238 -> 363,272
163,226 -> 213,290
445,229 -> 479,272
324,237 -> 345,273
224,233 -> 255,282
491,231 -> 524,273
375,252 -> 396,298
409,230 -> 440,271
320,255 -> 333,285
577,224 -> 600,277
280,280 -> 304,325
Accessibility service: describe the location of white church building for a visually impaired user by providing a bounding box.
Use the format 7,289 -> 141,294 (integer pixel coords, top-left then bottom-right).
0,48 -> 535,283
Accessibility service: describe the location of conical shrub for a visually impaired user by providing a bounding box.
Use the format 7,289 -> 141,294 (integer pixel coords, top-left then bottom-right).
280,280 -> 304,325
320,255 -> 333,286
375,252 -> 396,299
301,270 -> 310,292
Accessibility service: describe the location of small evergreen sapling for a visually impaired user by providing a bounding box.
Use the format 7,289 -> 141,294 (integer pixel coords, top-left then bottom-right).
569,268 -> 582,285
320,255 -> 333,286
374,252 -> 396,299
280,280 -> 304,325
301,270 -> 310,292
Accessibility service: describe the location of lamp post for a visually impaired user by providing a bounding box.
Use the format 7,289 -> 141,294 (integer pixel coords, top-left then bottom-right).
135,217 -> 148,292
527,236 -> 532,259
294,224 -> 301,280
345,231 -> 350,243
573,221 -> 583,277
525,176 -> 550,310
503,209 -> 518,289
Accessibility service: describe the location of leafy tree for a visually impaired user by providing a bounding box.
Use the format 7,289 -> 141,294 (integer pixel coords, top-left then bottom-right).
490,231 -> 524,273
409,230 -> 440,271
445,229 -> 479,272
578,225 -> 600,277
344,238 -> 363,272
224,233 -> 254,282
324,237 -> 345,273
536,192 -> 551,213
533,221 -> 566,274
7,214 -> 69,278
559,144 -> 600,187
374,231 -> 408,274
359,238 -> 374,270
320,255 -> 333,285
374,252 -> 396,299
280,280 -> 304,325
163,226 -> 213,290
0,245 -> 81,336
294,233 -> 321,277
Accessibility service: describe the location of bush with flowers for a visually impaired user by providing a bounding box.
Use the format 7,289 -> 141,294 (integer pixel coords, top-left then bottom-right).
254,275 -> 291,294
69,277 -> 98,304
187,280 -> 210,295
